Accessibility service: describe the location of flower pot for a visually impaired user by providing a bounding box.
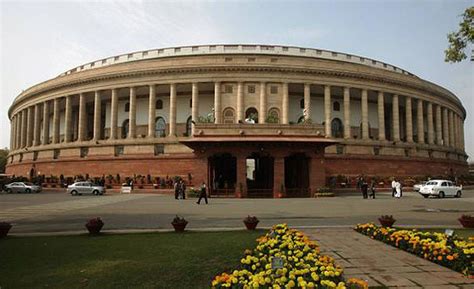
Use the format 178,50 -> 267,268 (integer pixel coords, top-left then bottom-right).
85,223 -> 103,235
244,221 -> 259,230
458,217 -> 474,228
0,223 -> 12,238
378,219 -> 395,228
172,222 -> 188,232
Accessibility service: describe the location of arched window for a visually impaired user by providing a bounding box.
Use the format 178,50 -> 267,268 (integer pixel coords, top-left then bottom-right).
186,116 -> 192,136
331,118 -> 343,138
155,99 -> 163,110
267,108 -> 280,123
297,115 -> 305,124
121,119 -> 129,139
333,101 -> 340,111
223,107 -> 235,124
155,117 -> 166,137
300,98 -> 305,109
245,107 -> 258,123
125,102 -> 130,112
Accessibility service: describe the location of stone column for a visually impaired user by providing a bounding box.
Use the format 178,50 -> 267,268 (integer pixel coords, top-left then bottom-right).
10,117 -> 14,150
23,109 -> 28,147
93,91 -> 102,141
361,89 -> 369,140
460,117 -> 465,150
453,114 -> 459,149
273,154 -> 285,198
343,87 -> 351,139
427,102 -> 434,145
449,110 -> 455,148
442,108 -> 449,146
405,97 -> 413,143
110,89 -> 118,140
259,82 -> 266,123
18,111 -> 24,148
214,82 -> 221,124
26,106 -> 34,146
42,101 -> 50,145
310,153 -> 326,195
392,95 -> 400,142
64,95 -> 73,143
129,87 -> 137,139
324,85 -> 332,137
169,83 -> 177,136
377,91 -> 385,141
435,105 -> 442,145
148,85 -> 156,138
191,82 -> 199,135
78,93 -> 86,141
33,104 -> 41,146
236,82 -> 243,122
304,83 -> 311,121
416,99 -> 424,144
235,155 -> 247,198
52,98 -> 60,144
282,82 -> 289,124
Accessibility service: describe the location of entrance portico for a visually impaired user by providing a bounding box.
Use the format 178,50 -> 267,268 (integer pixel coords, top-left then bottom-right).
182,123 -> 336,198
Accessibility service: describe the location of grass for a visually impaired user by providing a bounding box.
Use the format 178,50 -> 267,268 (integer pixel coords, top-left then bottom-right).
0,230 -> 264,289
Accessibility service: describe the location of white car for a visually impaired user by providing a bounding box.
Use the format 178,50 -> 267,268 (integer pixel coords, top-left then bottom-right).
413,181 -> 427,192
419,180 -> 462,198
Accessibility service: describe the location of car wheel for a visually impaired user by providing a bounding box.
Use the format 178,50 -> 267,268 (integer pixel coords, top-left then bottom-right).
6,188 -> 12,194
71,190 -> 78,196
423,195 -> 429,198
439,191 -> 445,198
456,191 -> 462,198
93,190 -> 100,196
25,189 -> 31,194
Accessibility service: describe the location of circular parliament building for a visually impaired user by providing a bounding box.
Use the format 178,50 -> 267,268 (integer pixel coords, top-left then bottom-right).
7,44 -> 468,197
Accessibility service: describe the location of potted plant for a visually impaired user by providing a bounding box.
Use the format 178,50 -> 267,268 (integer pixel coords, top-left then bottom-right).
378,215 -> 396,227
243,215 -> 259,230
85,217 -> 104,235
171,215 -> 188,232
458,214 -> 474,228
0,222 -> 12,238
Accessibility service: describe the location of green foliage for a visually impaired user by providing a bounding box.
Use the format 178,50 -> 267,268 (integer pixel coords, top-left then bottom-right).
0,148 -> 9,173
445,6 -> 474,63
265,113 -> 279,124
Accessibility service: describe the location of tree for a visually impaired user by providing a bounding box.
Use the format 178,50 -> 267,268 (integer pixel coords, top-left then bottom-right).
445,7 -> 474,63
0,148 -> 9,173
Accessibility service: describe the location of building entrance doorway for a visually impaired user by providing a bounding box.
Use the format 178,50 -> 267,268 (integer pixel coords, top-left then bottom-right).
208,153 -> 236,197
246,153 -> 274,198
285,153 -> 310,197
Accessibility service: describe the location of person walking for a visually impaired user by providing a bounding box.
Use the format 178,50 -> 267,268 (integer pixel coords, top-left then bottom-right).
180,180 -> 186,200
391,178 -> 396,197
360,180 -> 368,199
174,180 -> 179,200
369,179 -> 376,199
197,182 -> 208,204
395,179 -> 402,198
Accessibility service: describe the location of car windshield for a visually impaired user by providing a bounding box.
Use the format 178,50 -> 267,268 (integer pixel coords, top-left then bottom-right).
426,181 -> 438,185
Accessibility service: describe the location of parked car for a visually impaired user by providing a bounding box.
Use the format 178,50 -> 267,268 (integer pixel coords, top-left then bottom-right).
67,182 -> 105,196
413,181 -> 427,192
4,182 -> 42,194
419,180 -> 462,198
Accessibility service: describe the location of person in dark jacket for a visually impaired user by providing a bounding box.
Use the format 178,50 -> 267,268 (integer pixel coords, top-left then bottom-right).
361,181 -> 368,199
369,179 -> 376,199
197,182 -> 208,204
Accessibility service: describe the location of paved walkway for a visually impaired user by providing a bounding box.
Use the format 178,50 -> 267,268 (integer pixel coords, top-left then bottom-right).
304,228 -> 474,288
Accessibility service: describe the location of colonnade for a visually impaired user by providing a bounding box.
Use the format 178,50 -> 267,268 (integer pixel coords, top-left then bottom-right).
9,81 -> 465,153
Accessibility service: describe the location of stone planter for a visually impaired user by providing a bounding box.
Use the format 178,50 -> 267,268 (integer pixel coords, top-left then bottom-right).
85,223 -> 104,235
172,222 -> 188,232
458,217 -> 474,228
0,223 -> 12,238
378,218 -> 396,228
243,220 -> 259,230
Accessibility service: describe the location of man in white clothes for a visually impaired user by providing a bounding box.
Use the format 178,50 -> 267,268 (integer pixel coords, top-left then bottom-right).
395,180 -> 402,198
391,178 -> 396,197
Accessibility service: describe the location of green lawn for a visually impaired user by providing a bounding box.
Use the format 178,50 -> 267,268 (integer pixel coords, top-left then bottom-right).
0,230 -> 264,289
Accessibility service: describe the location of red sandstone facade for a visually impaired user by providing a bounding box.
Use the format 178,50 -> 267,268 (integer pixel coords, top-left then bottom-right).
6,45 -> 468,197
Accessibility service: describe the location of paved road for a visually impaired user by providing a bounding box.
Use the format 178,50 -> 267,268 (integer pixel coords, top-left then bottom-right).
1,190 -> 473,233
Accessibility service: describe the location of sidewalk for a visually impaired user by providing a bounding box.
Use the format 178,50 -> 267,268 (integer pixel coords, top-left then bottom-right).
304,228 -> 474,288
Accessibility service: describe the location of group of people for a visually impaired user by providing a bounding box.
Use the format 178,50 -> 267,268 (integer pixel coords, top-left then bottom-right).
391,179 -> 403,198
174,179 -> 187,200
358,178 -> 376,199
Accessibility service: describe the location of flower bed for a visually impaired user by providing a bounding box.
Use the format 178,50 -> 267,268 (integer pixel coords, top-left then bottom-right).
355,223 -> 473,276
212,224 -> 368,288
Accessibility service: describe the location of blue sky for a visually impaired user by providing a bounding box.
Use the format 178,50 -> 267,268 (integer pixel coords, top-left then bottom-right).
1,0 -> 472,159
